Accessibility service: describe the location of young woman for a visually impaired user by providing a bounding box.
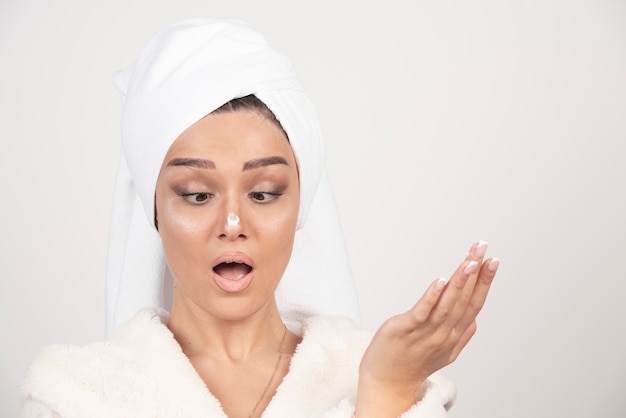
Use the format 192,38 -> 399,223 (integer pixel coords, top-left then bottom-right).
20,19 -> 499,418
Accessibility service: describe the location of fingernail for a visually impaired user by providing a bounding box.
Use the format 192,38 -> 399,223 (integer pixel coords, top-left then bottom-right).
474,240 -> 488,258
463,260 -> 479,275
435,278 -> 448,293
487,257 -> 500,273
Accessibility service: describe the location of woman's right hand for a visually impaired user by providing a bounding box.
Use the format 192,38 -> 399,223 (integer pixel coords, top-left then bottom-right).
355,241 -> 499,418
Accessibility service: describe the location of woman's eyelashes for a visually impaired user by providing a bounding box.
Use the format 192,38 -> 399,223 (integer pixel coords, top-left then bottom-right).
180,192 -> 214,204
248,190 -> 283,203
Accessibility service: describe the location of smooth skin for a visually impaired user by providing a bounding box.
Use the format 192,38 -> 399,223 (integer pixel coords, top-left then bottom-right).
155,110 -> 499,418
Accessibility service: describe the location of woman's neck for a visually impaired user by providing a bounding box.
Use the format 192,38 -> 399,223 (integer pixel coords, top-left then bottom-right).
166,291 -> 302,418
167,293 -> 288,361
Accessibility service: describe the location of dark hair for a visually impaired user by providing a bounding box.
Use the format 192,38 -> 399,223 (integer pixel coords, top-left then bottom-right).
154,94 -> 288,230
212,94 -> 289,141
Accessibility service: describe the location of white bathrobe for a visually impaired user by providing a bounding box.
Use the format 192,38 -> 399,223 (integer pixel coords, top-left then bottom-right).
20,309 -> 455,418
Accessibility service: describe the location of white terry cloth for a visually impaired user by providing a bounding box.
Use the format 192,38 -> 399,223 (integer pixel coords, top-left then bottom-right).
20,309 -> 455,417
106,19 -> 360,334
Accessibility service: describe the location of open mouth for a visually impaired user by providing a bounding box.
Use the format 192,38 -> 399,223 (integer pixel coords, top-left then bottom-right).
213,262 -> 253,281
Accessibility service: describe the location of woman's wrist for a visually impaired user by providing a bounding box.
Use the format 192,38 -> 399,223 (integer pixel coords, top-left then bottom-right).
355,374 -> 425,418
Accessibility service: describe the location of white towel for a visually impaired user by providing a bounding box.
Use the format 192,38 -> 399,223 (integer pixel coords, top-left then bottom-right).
106,18 -> 360,334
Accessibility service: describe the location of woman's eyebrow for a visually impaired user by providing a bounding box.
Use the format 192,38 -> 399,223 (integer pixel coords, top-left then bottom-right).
167,158 -> 216,169
242,156 -> 289,171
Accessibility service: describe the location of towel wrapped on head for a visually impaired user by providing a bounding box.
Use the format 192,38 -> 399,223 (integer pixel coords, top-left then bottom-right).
106,18 -> 360,334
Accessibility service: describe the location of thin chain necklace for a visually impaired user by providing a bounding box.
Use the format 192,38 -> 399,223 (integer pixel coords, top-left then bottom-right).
248,325 -> 288,418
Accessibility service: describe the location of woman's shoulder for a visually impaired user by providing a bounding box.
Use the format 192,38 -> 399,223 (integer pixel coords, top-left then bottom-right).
19,309 -> 221,417
24,308 -> 171,379
21,309 -> 168,390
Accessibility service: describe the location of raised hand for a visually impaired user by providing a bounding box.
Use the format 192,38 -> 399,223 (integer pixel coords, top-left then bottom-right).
355,241 -> 500,418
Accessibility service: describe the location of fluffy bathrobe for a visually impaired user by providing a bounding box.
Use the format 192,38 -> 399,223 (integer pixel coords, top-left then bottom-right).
20,309 -> 456,417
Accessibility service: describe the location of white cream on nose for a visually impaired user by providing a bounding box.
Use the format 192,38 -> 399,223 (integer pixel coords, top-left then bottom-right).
226,212 -> 240,228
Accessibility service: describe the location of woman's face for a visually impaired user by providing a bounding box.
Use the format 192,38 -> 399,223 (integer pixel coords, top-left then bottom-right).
155,111 -> 300,321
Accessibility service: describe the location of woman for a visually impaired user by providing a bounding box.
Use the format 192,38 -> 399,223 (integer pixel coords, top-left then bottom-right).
20,19 -> 499,418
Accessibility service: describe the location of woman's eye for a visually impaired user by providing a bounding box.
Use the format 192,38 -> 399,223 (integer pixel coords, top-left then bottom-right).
181,192 -> 212,204
249,191 -> 281,203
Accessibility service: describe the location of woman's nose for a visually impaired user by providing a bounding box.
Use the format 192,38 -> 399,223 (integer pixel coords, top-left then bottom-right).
226,212 -> 240,228
218,200 -> 246,240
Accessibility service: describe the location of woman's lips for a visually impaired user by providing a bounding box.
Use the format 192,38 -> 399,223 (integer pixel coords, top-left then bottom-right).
211,253 -> 255,293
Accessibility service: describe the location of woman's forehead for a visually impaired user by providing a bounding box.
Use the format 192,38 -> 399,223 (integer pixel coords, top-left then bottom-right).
163,111 -> 295,167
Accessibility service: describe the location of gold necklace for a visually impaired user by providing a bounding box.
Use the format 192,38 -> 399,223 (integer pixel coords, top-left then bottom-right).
248,326 -> 288,418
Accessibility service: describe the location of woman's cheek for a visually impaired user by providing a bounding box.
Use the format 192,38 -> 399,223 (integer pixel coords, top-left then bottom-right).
159,201 -> 207,242
265,201 -> 299,236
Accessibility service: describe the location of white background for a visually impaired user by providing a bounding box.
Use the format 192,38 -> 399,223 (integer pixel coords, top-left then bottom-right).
1,0 -> 625,417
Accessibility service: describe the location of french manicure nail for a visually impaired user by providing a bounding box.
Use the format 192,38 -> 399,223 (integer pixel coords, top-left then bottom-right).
435,278 -> 448,292
474,240 -> 488,258
487,257 -> 500,273
463,260 -> 479,275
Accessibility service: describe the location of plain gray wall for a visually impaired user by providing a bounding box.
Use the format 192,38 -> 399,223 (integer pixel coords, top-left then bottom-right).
1,0 -> 625,417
